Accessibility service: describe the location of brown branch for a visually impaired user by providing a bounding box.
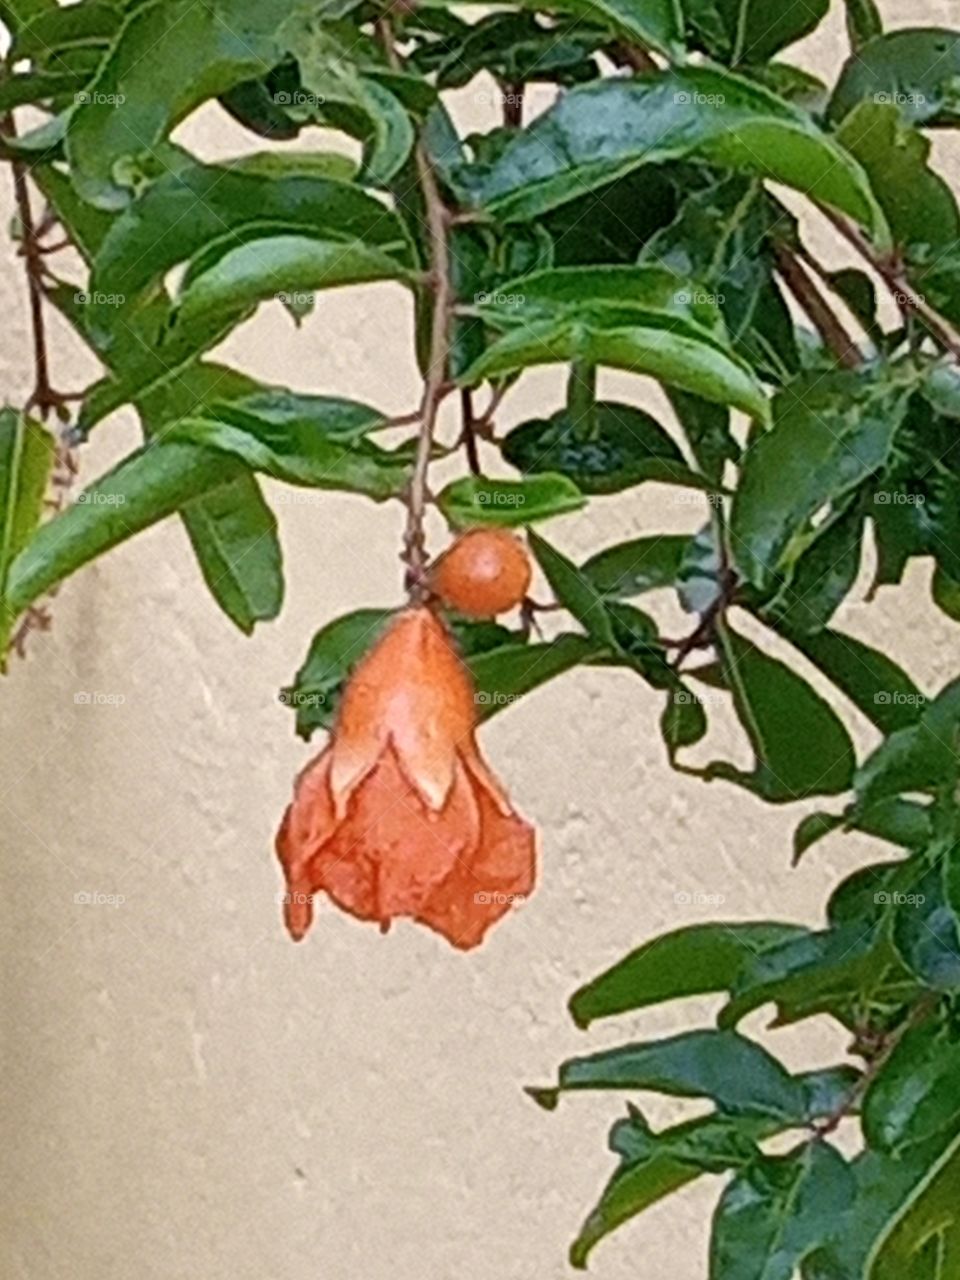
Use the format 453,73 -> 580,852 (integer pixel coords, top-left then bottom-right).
819,205 -> 960,362
378,18 -> 454,600
774,243 -> 863,369
459,388 -> 481,475
609,42 -> 658,73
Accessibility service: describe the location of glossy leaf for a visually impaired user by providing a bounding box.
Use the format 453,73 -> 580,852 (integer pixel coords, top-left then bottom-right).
581,535 -> 689,598
855,678 -> 960,807
437,474 -> 586,528
867,1133 -> 960,1280
531,1029 -> 807,1121
786,629 -> 925,734
569,922 -> 806,1028
731,372 -> 914,590
864,1020 -> 960,1153
710,1142 -> 854,1280
470,634 -> 598,719
706,624 -> 856,801
466,68 -> 886,242
529,531 -> 615,646
830,28 -> 960,127
66,0 -> 291,208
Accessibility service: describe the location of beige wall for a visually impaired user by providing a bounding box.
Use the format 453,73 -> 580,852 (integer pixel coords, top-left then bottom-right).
3,4 -> 959,1277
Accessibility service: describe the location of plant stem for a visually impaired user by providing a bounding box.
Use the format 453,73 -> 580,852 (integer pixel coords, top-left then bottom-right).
377,17 -> 454,600
459,389 -> 481,474
773,243 -> 863,369
819,205 -> 960,362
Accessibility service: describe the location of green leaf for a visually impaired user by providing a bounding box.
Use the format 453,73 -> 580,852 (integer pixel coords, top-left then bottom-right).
569,922 -> 807,1028
179,475 -> 283,635
284,608 -> 393,737
668,389 -> 739,484
569,1110 -> 771,1269
710,1142 -> 854,1280
66,0 -> 292,208
855,679 -> 960,807
531,1029 -> 807,1121
867,1133 -> 960,1280
786,629 -> 925,734
836,103 -> 960,259
864,1020 -> 960,1154
661,686 -> 708,759
470,633 -> 598,719
685,0 -> 829,64
6,443 -> 251,618
844,0 -> 883,51
90,162 -> 411,315
163,394 -> 406,501
720,920 -> 902,1029
529,531 -> 615,646
893,859 -> 960,993
830,28 -> 960,127
762,502 -> 864,636
933,566 -> 960,622
502,401 -> 714,495
466,67 -> 886,243
435,0 -> 683,58
138,363 -> 284,633
706,624 -> 856,801
437,474 -> 586,528
581,535 -> 689,598
731,372 -> 914,590
463,266 -> 769,420
0,410 -> 56,663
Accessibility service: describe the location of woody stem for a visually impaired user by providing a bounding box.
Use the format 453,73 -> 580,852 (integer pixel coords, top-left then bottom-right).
378,17 -> 454,601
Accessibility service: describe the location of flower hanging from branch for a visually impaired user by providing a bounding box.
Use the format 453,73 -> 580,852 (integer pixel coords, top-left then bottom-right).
276,606 -> 536,950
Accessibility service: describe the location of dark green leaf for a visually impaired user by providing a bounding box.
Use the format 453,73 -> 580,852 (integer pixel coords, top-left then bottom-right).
844,0 -> 883,51
6,443 -> 250,617
864,1019 -> 960,1153
661,686 -> 708,758
830,28 -> 960,127
786,629 -> 925,733
731,371 -> 914,590
710,1142 -> 854,1280
470,633 -> 598,719
893,858 -> 960,993
763,503 -> 865,635
437,474 -> 586,528
466,67 -> 886,241
66,0 -> 292,208
529,530 -> 616,645
531,1029 -> 807,1121
867,1133 -> 960,1280
581,535 -> 689,598
502,401 -> 712,495
569,921 -> 807,1028
706,624 -> 856,801
855,678 -> 960,806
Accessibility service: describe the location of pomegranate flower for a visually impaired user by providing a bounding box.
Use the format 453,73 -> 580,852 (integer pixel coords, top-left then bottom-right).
276,607 -> 536,949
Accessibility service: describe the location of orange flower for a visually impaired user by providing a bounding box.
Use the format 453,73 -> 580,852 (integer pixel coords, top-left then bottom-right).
276,607 -> 536,949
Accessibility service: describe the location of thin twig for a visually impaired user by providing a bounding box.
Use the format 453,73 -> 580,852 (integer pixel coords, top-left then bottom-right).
378,17 -> 454,600
773,243 -> 863,369
459,388 -> 481,475
819,205 -> 960,362
609,42 -> 658,72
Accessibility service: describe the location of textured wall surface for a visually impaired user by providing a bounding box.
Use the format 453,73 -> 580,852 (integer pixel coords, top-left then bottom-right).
2,4 -> 959,1277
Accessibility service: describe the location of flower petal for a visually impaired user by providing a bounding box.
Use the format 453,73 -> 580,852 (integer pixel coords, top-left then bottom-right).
311,748 -> 481,926
415,777 -> 537,950
275,748 -> 336,940
330,609 -> 476,813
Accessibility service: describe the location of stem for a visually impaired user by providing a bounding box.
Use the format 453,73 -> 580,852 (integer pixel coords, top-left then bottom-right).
773,243 -> 863,369
459,388 -> 481,475
501,80 -> 524,128
1,115 -> 61,416
609,42 -> 658,72
377,18 -> 453,600
819,205 -> 960,362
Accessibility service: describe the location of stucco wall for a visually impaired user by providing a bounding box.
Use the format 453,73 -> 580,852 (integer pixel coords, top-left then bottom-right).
3,4 -> 959,1277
